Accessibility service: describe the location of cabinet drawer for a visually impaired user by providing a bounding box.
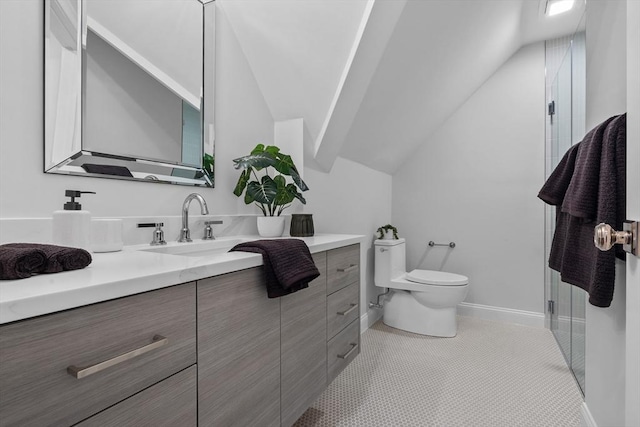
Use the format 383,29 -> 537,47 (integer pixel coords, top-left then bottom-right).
77,366 -> 197,427
327,282 -> 359,339
327,319 -> 360,384
0,283 -> 196,427
327,244 -> 360,294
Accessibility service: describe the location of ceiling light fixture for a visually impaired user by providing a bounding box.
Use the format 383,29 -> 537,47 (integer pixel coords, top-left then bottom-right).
546,0 -> 575,16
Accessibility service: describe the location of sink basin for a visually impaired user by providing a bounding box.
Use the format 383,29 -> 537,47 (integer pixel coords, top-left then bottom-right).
140,238 -> 251,258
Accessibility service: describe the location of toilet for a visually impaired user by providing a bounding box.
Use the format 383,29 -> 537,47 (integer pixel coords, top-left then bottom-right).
374,238 -> 469,337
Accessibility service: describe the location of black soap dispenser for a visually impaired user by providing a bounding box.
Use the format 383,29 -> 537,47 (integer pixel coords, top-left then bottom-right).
52,190 -> 96,250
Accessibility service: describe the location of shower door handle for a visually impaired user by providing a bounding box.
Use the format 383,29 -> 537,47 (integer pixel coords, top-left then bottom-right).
594,221 -> 638,256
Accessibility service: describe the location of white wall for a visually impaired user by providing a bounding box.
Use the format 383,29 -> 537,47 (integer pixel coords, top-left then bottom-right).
305,157 -> 392,326
583,1 -> 627,426
392,42 -> 546,316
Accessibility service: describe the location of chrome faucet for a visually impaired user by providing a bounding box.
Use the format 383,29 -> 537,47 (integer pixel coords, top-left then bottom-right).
179,193 -> 209,242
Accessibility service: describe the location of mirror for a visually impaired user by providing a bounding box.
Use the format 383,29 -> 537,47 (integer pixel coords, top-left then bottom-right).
44,0 -> 215,186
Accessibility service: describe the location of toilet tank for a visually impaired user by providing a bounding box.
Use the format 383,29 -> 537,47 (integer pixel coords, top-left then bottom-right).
374,238 -> 406,287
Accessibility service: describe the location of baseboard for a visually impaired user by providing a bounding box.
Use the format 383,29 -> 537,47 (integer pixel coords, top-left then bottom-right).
457,302 -> 545,328
580,402 -> 597,427
558,315 -> 586,335
360,312 -> 369,333
361,309 -> 383,334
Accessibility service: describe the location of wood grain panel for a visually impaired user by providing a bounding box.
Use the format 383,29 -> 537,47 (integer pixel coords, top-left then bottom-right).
280,252 -> 327,427
197,267 -> 281,427
0,283 -> 196,427
327,320 -> 360,385
327,282 -> 360,339
326,244 -> 360,295
77,366 -> 197,427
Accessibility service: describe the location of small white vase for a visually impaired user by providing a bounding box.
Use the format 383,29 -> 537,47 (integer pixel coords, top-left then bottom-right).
257,216 -> 286,238
383,229 -> 395,240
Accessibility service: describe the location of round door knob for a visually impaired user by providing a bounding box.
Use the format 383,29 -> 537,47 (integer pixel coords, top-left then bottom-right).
594,223 -> 631,251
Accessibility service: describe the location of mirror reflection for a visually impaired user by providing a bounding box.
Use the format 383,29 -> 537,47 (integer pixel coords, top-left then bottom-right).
44,0 -> 214,186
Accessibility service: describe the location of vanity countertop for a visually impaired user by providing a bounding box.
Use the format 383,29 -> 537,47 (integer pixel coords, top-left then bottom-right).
0,234 -> 364,324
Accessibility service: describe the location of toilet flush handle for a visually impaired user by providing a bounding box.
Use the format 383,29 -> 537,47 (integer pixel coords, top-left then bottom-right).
379,248 -> 389,252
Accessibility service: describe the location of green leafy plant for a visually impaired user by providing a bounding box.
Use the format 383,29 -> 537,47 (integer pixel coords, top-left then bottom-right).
376,224 -> 399,239
195,153 -> 215,185
233,144 -> 309,216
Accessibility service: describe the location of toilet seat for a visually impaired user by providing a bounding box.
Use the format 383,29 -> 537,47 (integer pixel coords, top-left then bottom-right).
406,269 -> 468,286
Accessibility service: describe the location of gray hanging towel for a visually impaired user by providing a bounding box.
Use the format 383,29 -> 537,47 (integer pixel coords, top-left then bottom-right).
538,114 -> 626,308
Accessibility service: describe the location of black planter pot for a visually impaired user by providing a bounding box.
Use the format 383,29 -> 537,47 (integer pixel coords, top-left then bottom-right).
290,214 -> 314,237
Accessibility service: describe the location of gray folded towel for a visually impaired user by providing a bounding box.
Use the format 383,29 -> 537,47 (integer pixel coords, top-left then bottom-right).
230,239 -> 320,298
0,243 -> 92,280
0,246 -> 47,280
538,114 -> 626,308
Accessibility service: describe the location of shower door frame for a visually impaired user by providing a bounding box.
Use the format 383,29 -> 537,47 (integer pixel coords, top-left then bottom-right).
545,33 -> 587,395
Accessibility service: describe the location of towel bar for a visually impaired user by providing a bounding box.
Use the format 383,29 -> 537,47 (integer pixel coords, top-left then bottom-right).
428,241 -> 456,248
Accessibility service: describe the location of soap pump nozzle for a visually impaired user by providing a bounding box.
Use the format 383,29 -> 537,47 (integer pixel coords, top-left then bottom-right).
63,190 -> 96,211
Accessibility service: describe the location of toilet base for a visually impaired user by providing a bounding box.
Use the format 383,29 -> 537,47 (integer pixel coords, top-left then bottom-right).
383,289 -> 458,337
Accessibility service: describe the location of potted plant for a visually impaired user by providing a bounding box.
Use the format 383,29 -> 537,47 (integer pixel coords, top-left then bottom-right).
195,153 -> 215,186
376,224 -> 398,240
233,144 -> 309,237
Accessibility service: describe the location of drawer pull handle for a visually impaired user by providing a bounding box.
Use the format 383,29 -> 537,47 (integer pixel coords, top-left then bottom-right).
337,303 -> 358,316
337,343 -> 358,360
337,264 -> 358,274
67,335 -> 168,379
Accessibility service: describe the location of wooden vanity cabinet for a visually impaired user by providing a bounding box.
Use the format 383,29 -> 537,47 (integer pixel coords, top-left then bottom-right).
280,252 -> 328,427
326,244 -> 361,384
197,267 -> 281,427
0,244 -> 361,427
0,283 -> 196,427
197,246 -> 361,427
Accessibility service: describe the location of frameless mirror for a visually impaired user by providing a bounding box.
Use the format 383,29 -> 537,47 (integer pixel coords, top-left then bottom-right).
44,0 -> 215,186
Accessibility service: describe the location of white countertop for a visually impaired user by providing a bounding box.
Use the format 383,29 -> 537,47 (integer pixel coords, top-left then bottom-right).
0,234 -> 363,324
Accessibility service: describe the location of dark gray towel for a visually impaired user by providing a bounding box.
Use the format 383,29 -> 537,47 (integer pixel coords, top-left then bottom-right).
0,246 -> 47,279
538,114 -> 626,307
537,143 -> 581,206
230,239 -> 320,298
0,243 -> 92,279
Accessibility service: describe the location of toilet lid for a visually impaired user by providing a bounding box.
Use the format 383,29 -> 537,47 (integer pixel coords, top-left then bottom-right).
406,269 -> 468,286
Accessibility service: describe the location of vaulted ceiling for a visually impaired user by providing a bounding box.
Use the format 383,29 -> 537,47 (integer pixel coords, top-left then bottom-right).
218,0 -> 585,174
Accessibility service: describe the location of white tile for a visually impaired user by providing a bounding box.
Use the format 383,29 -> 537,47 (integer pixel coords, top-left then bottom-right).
296,317 -> 582,427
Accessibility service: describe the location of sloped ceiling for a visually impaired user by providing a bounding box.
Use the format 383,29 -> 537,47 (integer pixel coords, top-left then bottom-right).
217,0 -> 370,146
218,0 -> 585,174
340,0 -> 525,173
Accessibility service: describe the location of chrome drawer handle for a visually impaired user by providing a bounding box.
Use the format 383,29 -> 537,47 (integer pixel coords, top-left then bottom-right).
337,343 -> 358,360
67,335 -> 168,379
337,303 -> 358,316
337,264 -> 358,273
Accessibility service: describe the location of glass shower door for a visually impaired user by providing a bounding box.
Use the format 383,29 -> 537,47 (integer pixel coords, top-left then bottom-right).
549,49 -> 573,369
547,34 -> 586,394
569,31 -> 586,392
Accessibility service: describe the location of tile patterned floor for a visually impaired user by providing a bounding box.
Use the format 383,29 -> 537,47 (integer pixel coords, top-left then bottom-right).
295,317 -> 582,427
